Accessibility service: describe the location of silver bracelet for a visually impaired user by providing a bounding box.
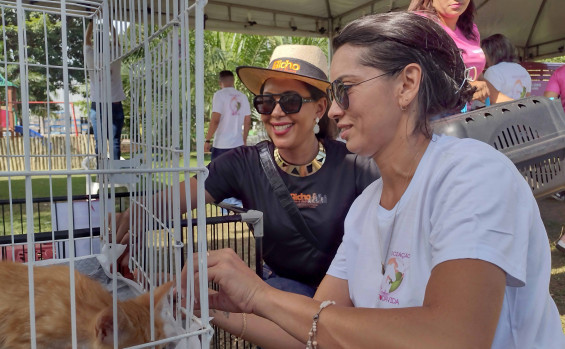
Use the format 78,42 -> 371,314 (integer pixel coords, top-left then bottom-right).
306,300 -> 335,349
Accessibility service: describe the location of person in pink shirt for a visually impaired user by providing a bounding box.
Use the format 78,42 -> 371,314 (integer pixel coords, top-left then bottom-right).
544,65 -> 565,228
544,65 -> 565,112
409,0 -> 511,106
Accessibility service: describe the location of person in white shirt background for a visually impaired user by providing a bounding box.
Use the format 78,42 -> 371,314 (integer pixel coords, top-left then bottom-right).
204,70 -> 251,160
481,33 -> 532,100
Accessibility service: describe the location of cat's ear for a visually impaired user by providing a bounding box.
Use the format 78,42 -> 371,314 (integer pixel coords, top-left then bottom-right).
95,307 -> 129,345
154,281 -> 174,306
136,281 -> 173,311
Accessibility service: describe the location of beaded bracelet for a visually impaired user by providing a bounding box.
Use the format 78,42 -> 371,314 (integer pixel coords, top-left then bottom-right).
306,300 -> 335,349
233,313 -> 247,343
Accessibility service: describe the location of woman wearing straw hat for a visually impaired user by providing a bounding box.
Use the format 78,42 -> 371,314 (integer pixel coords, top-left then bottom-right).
115,44 -> 379,297
185,12 -> 564,348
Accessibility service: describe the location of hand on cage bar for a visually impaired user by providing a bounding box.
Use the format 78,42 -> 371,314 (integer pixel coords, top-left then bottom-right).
187,248 -> 270,315
110,207 -> 143,280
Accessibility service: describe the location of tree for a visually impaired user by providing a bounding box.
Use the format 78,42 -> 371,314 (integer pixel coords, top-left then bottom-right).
540,55 -> 565,63
0,8 -> 86,117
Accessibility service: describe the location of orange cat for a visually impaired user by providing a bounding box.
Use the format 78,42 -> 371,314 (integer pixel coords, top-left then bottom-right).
0,261 -> 172,348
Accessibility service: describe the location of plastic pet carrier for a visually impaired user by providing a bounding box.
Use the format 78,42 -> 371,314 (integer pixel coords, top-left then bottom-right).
432,97 -> 565,198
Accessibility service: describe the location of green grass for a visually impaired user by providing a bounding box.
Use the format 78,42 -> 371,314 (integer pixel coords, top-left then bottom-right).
0,176 -> 92,200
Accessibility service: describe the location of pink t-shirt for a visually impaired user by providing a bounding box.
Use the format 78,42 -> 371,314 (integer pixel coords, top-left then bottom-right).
545,65 -> 565,111
439,22 -> 485,79
415,12 -> 486,79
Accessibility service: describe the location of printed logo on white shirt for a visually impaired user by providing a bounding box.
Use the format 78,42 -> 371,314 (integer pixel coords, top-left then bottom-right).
379,250 -> 410,306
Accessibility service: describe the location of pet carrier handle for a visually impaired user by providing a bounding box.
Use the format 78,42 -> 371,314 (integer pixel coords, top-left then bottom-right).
256,141 -> 332,255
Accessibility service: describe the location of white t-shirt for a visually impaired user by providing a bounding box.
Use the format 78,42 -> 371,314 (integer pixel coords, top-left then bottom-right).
211,87 -> 251,149
328,135 -> 564,348
84,45 -> 126,103
484,62 -> 532,100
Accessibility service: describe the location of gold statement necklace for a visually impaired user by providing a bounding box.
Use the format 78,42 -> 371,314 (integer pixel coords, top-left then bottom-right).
274,141 -> 326,177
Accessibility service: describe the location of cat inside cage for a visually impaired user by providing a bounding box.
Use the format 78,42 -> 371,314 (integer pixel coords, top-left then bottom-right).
0,261 -> 173,348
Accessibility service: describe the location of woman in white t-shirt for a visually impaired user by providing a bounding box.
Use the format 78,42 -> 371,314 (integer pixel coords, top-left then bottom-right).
482,33 -> 532,100
185,12 -> 564,348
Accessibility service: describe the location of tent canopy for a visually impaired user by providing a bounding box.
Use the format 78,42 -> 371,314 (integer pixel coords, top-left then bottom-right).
203,0 -> 564,60
4,0 -> 564,60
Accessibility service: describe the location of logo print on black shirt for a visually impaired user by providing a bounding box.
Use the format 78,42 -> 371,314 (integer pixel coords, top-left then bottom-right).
290,192 -> 327,208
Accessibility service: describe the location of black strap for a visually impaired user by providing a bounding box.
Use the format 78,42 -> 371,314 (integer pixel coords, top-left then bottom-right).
257,141 -> 330,254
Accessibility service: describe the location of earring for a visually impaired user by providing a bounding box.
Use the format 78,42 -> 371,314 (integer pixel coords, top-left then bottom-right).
313,117 -> 320,134
400,105 -> 407,111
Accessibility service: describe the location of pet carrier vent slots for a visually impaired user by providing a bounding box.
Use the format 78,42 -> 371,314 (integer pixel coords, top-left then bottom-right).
432,97 -> 565,198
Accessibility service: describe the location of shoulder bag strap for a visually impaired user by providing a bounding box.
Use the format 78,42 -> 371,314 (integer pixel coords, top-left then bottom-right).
257,141 -> 330,254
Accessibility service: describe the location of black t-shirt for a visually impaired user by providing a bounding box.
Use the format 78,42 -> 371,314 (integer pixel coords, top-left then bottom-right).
205,139 -> 380,286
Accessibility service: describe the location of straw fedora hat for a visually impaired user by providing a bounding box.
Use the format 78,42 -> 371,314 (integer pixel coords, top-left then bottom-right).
236,45 -> 329,95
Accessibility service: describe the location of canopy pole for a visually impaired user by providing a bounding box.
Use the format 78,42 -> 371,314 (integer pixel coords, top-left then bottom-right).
328,17 -> 333,65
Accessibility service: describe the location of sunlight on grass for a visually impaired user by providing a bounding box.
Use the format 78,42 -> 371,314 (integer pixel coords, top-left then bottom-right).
552,265 -> 565,275
0,175 -> 92,200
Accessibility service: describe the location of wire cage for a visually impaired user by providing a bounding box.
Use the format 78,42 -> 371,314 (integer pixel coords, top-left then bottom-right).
432,96 -> 565,198
0,195 -> 264,348
0,0 -> 229,348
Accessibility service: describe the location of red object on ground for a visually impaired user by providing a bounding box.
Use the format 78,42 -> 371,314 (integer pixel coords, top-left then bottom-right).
0,243 -> 54,262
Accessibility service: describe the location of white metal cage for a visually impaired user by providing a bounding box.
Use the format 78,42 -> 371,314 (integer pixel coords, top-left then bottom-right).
0,0 -> 212,348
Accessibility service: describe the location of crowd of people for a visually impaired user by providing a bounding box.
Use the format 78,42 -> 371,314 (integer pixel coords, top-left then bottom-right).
111,1 -> 564,348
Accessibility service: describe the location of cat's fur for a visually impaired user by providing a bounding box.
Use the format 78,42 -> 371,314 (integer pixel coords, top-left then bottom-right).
0,261 -> 172,349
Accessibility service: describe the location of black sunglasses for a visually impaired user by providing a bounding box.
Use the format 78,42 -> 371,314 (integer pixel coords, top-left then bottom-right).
326,72 -> 389,110
253,93 -> 315,115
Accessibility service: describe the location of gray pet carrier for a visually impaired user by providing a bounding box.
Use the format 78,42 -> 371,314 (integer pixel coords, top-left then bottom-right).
432,97 -> 565,199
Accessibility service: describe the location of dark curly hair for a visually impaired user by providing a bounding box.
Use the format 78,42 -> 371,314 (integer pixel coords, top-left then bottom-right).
332,12 -> 475,136
408,0 -> 477,41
